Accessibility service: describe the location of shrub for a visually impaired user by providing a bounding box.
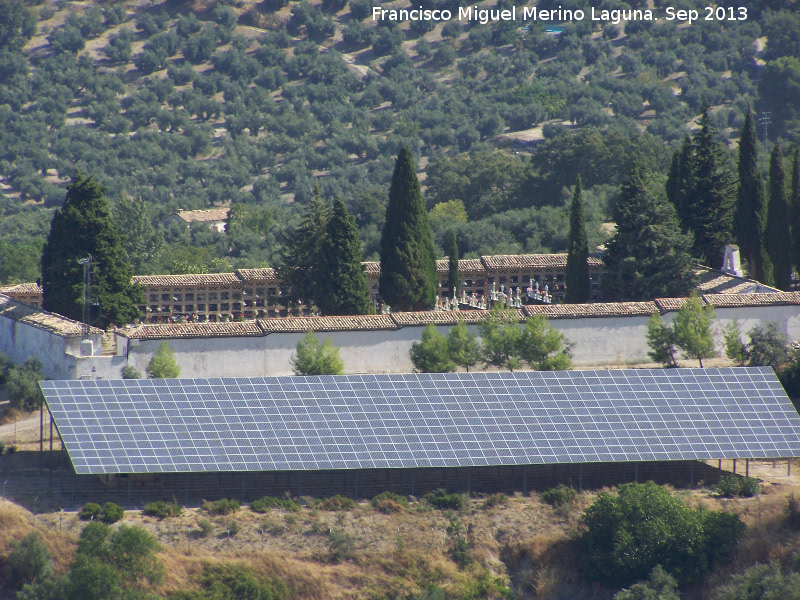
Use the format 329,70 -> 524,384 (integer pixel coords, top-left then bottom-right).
196,518 -> 214,537
7,444 -> 17,454
223,520 -> 240,536
202,499 -> 240,515
328,528 -> 356,563
581,481 -> 745,587
371,491 -> 408,514
3,531 -> 53,589
143,501 -> 183,519
787,494 -> 800,530
714,475 -> 762,498
194,563 -> 288,599
121,365 -> 142,379
250,496 -> 300,513
79,502 -> 104,521
102,502 -> 125,523
317,494 -> 356,511
0,440 -> 5,455
424,489 -> 467,511
541,485 -> 577,507
482,493 -> 508,510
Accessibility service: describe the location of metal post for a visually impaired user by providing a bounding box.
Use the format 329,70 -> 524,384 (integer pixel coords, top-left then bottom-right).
718,459 -> 722,470
690,463 -> 694,487
790,459 -> 792,477
411,474 -> 415,497
578,465 -> 583,493
746,459 -> 749,477
733,459 -> 736,474
49,414 -> 54,487
59,450 -> 65,496
39,403 -> 44,473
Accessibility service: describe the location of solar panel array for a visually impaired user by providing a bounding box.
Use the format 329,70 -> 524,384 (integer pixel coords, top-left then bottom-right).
40,367 -> 800,475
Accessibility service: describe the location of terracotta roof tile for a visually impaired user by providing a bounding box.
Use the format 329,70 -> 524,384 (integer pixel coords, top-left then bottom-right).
693,266 -> 779,295
131,273 -> 241,286
702,292 -> 800,308
655,298 -> 691,311
0,283 -> 43,295
0,294 -> 102,336
362,261 -> 381,275
236,268 -> 279,282
175,208 -> 230,223
258,315 -> 397,332
390,310 -> 525,326
121,322 -> 263,340
479,254 -> 604,269
522,302 -> 658,319
435,259 -> 489,273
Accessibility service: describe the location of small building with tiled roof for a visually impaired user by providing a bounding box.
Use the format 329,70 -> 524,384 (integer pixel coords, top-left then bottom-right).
0,283 -> 43,307
161,208 -> 230,233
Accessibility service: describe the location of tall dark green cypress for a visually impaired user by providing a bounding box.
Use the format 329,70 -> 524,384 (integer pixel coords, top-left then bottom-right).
665,135 -> 696,235
690,106 -> 737,266
40,173 -> 142,328
277,182 -> 331,308
791,148 -> 800,275
766,146 -> 792,291
602,162 -> 696,301
379,145 -> 437,311
315,198 -> 371,316
565,174 -> 590,303
733,112 -> 771,283
447,231 -> 459,298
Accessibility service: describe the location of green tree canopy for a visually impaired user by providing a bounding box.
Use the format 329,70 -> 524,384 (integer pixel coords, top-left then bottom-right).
146,342 -> 180,379
517,314 -> 572,371
316,198 -> 371,316
733,112 -> 771,283
565,175 -> 590,304
277,183 -> 331,309
581,481 -> 745,587
646,313 -> 678,368
719,561 -> 800,600
40,173 -> 143,328
602,162 -> 696,301
112,196 -> 163,276
6,356 -> 44,411
613,566 -> 680,600
447,320 -> 480,372
3,532 -> 53,590
410,323 -> 455,373
689,106 -> 737,266
766,146 -> 792,290
478,310 -> 523,372
0,0 -> 36,52
792,149 -> 800,274
379,146 -> 437,312
290,330 -> 344,375
672,296 -> 716,367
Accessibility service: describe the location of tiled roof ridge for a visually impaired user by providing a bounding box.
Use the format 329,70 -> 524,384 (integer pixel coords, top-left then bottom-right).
175,207 -> 230,222
120,321 -> 263,339
0,293 -> 103,337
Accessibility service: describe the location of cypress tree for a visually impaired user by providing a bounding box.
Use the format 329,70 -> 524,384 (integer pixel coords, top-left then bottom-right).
665,135 -> 695,235
792,148 -> 800,274
733,112 -> 771,283
766,146 -> 792,291
602,162 -> 696,301
315,198 -> 371,316
447,231 -> 459,298
277,182 -> 331,309
379,145 -> 437,311
40,173 -> 142,328
689,106 -> 737,266
565,174 -> 590,303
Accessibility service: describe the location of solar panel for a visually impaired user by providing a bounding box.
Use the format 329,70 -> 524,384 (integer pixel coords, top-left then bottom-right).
40,367 -> 800,475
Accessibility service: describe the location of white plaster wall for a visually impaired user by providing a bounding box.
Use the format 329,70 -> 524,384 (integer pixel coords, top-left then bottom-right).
0,317 -> 94,379
546,316 -> 652,366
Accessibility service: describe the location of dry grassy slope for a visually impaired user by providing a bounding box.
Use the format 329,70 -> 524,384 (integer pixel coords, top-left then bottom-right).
3,466 -> 800,600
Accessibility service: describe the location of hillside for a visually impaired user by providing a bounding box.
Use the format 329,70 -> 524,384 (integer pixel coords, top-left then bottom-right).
1,0 -> 799,283
3,461 -> 800,599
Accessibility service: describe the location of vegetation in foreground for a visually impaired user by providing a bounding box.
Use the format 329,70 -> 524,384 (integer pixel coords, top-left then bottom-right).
2,476 -> 800,599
